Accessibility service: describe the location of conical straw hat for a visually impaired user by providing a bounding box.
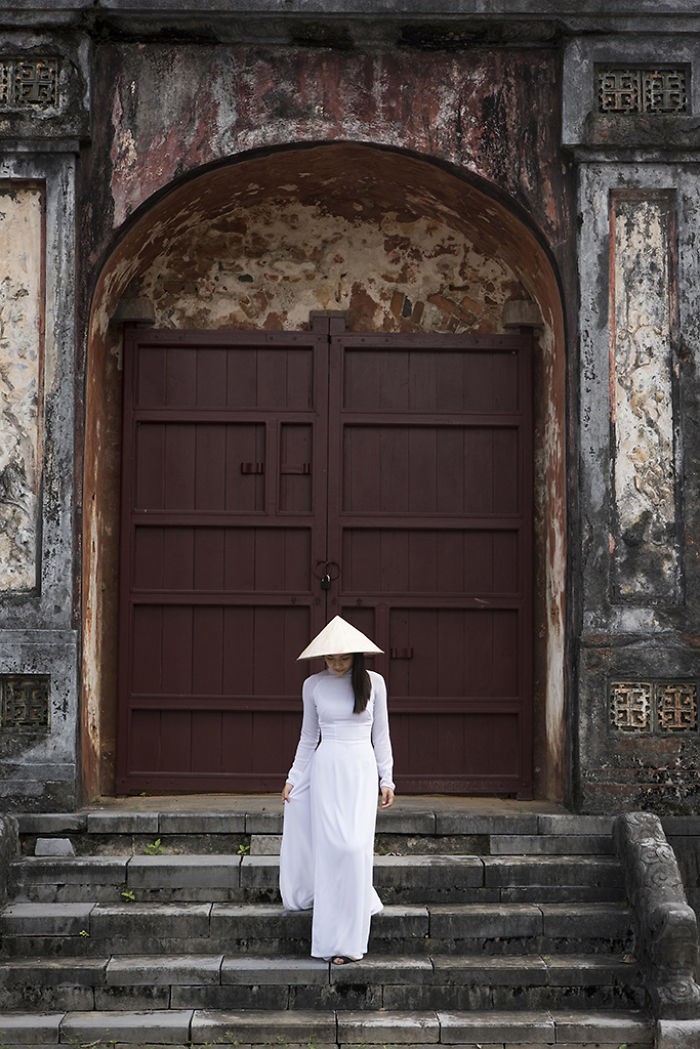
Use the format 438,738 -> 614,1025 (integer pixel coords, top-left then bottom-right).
297,615 -> 383,660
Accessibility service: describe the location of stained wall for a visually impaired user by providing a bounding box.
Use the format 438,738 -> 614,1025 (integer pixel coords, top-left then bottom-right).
3,4 -> 700,812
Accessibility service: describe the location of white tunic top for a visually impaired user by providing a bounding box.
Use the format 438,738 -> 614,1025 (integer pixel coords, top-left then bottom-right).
287,669 -> 395,790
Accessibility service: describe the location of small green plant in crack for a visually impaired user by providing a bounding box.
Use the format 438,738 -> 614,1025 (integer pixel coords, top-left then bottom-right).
78,928 -> 90,938
120,887 -> 136,902
144,837 -> 164,856
237,842 -> 251,856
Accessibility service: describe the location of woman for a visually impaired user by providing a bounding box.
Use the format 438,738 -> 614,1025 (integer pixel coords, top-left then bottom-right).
279,615 -> 395,965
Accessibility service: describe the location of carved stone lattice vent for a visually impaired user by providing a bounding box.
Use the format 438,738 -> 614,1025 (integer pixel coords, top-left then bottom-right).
0,58 -> 59,108
0,675 -> 50,731
610,681 -> 652,731
598,68 -> 688,113
657,682 -> 698,732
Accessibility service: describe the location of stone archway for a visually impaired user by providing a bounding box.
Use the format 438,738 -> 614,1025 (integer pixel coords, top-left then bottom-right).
81,142 -> 567,801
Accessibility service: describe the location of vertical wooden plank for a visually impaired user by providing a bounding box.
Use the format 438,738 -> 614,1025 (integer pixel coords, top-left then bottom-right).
223,607 -> 254,695
343,426 -> 378,512
166,347 -> 197,406
434,428 -> 464,514
196,347 -> 228,408
257,347 -> 287,408
227,347 -> 257,409
158,711 -> 193,771
162,528 -> 194,590
131,607 -> 163,693
436,350 -> 464,412
492,429 -> 519,514
161,606 -> 193,694
129,711 -> 163,772
191,711 -> 224,772
408,428 -> 437,513
408,350 -> 436,412
379,529 -> 408,593
462,428 -> 493,514
192,606 -> 224,696
164,424 -> 196,510
136,346 -> 166,408
194,528 -> 225,591
132,527 -> 165,591
223,528 -> 255,591
195,424 -> 226,511
135,423 -> 165,510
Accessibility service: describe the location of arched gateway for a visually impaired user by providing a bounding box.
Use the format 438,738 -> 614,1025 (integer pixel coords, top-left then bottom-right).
82,144 -> 567,801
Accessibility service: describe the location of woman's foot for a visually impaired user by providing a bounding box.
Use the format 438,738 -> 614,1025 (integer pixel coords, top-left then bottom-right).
331,955 -> 360,965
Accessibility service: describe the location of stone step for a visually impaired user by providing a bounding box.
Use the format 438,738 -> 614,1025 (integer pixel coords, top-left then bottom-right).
0,900 -> 632,958
0,1007 -> 654,1046
17,809 -> 617,858
254,831 -> 615,856
0,952 -> 644,1012
17,809 -> 616,837
9,853 -> 625,904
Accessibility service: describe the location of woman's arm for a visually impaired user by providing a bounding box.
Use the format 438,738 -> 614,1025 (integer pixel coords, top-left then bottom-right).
284,676 -> 321,792
370,672 -> 395,795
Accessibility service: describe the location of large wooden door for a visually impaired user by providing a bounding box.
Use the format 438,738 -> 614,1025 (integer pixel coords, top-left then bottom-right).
117,319 -> 532,794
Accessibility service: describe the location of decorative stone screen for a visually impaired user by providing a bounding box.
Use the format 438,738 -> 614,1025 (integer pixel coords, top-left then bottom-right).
598,68 -> 688,114
610,681 -> 698,733
0,675 -> 50,731
0,58 -> 59,108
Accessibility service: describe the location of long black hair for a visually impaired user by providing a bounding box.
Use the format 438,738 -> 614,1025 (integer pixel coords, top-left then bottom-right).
351,653 -> 371,713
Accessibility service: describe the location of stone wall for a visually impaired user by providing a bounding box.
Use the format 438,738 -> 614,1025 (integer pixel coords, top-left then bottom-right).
1,3 -> 700,811
0,29 -> 88,808
565,35 -> 700,812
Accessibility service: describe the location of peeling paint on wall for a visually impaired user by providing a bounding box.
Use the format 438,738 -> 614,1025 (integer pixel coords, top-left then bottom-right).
0,183 -> 43,592
137,198 -> 523,334
610,191 -> 680,602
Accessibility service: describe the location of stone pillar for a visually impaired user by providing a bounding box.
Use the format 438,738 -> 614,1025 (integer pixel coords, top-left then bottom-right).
0,37 -> 89,810
564,36 -> 700,812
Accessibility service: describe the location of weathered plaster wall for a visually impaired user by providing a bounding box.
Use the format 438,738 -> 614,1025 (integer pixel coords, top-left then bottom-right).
137,191 -> 524,335
611,191 -> 680,604
80,43 -> 573,299
0,183 -> 43,592
0,153 -> 80,810
0,24 -> 88,809
576,161 -> 700,813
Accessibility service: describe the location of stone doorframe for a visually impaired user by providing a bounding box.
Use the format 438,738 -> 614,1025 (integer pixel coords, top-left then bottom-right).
80,142 -> 568,802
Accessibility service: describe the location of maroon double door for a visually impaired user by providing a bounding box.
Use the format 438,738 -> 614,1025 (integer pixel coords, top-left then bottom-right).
117,317 -> 533,795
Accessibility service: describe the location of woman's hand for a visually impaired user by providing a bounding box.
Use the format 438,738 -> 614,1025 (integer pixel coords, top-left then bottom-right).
281,781 -> 294,803
380,786 -> 395,809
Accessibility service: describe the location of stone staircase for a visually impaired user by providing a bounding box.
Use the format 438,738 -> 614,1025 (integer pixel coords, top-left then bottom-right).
0,804 -> 655,1047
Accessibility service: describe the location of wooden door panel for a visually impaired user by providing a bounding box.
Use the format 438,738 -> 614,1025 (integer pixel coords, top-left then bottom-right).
385,608 -> 519,700
342,529 -> 520,594
390,711 -> 522,791
343,347 -> 521,414
342,426 -> 520,514
329,331 -> 533,797
119,324 -> 532,794
118,327 -> 327,792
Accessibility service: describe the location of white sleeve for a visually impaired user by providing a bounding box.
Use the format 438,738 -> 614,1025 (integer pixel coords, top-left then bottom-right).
370,672 -> 395,790
286,676 -> 320,785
